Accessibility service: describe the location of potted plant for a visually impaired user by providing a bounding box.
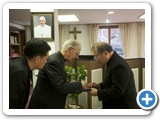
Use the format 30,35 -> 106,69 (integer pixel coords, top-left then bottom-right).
65,65 -> 87,109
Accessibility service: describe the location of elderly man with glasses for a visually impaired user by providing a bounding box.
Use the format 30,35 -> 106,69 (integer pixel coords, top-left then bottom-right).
29,39 -> 89,109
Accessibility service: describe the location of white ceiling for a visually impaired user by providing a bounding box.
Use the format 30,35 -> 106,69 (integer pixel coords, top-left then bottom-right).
9,9 -> 145,26
58,9 -> 145,24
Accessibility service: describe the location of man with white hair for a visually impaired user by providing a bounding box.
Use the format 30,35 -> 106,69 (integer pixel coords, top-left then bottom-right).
29,39 -> 89,109
34,16 -> 51,38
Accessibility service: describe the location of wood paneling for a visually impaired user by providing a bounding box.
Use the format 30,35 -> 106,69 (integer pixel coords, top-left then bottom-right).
65,57 -> 145,108
126,58 -> 145,91
76,59 -> 104,109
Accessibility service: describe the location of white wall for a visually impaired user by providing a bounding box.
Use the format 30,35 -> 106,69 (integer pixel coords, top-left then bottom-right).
59,25 -> 91,55
53,9 -> 59,52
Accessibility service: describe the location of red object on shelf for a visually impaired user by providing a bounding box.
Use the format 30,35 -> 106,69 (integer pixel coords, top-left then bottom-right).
11,53 -> 20,58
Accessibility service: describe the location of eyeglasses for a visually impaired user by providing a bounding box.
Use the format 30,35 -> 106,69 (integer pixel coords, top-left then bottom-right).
94,55 -> 99,60
71,48 -> 80,59
93,54 -> 101,60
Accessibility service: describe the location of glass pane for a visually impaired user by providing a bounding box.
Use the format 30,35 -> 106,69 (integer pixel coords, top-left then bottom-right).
97,29 -> 108,43
110,28 -> 124,58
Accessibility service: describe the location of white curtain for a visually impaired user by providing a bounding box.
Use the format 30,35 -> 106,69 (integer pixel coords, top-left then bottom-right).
59,25 -> 65,49
137,23 -> 145,58
59,25 -> 70,49
118,23 -> 131,58
119,23 -> 145,58
87,24 -> 99,51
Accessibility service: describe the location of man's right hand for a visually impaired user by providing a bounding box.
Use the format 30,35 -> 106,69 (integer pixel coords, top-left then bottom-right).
81,80 -> 89,90
88,82 -> 99,89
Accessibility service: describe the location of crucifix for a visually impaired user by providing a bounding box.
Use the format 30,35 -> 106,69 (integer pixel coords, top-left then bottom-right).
69,27 -> 82,40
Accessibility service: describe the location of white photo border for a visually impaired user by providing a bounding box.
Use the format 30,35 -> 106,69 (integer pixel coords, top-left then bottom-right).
3,2 -> 151,115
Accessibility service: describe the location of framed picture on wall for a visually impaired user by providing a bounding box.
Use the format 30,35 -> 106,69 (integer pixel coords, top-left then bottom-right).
31,12 -> 54,41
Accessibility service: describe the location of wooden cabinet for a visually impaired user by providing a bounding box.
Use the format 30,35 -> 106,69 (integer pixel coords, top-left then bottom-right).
66,57 -> 145,109
9,30 -> 26,59
125,58 -> 145,92
76,59 -> 104,109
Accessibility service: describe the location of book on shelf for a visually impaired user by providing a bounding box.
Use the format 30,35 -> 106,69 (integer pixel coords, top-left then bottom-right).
11,53 -> 20,58
10,36 -> 15,44
14,37 -> 17,43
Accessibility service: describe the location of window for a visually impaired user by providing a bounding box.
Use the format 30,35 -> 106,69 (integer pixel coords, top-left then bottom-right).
97,26 -> 124,58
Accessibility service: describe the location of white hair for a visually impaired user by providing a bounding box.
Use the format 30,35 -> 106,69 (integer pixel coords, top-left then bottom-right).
39,16 -> 46,21
62,39 -> 81,50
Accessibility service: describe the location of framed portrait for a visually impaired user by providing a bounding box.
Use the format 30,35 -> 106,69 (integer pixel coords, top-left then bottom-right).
31,12 -> 54,41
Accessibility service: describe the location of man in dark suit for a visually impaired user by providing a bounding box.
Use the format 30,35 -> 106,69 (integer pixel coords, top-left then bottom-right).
89,42 -> 139,109
9,39 -> 51,109
29,39 -> 89,109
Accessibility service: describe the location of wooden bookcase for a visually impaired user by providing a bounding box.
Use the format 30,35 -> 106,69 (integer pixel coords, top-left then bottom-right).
9,30 -> 26,59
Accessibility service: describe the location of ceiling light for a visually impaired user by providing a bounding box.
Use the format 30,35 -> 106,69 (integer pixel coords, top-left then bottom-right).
106,19 -> 110,23
107,11 -> 114,14
58,15 -> 79,22
139,14 -> 145,19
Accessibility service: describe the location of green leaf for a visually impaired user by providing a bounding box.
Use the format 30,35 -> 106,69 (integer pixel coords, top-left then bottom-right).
65,65 -> 87,104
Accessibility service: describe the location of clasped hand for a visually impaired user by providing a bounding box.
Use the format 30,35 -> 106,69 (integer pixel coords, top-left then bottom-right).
81,81 -> 98,96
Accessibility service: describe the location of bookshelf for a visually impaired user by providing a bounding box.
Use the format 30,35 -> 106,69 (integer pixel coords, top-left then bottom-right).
9,31 -> 21,59
9,30 -> 26,59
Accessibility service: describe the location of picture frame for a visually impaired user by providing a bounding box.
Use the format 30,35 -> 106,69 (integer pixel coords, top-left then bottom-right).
31,12 -> 54,41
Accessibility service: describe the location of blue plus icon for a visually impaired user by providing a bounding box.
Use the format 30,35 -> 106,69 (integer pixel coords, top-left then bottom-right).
137,89 -> 158,110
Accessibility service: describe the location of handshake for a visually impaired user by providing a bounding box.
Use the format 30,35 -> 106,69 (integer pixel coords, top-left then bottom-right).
81,81 -> 99,96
